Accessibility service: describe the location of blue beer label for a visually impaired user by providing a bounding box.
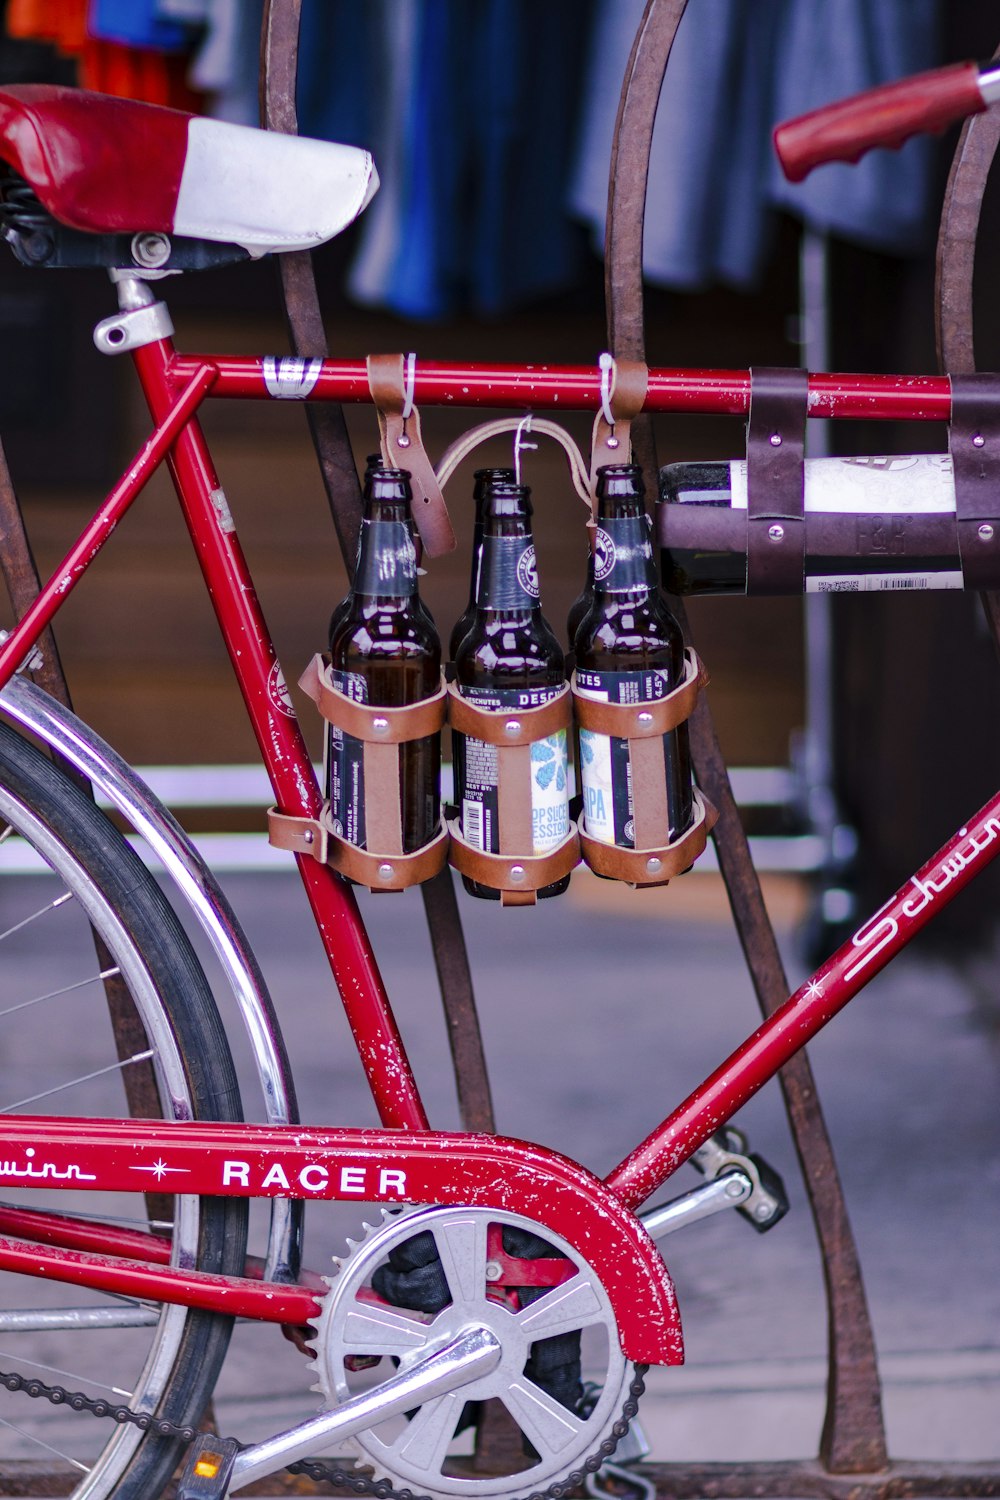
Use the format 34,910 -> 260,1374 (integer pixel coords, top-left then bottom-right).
457,684 -> 569,856
354,520 -> 417,597
576,667 -> 675,847
475,538 -> 540,610
593,517 -> 654,593
326,669 -> 368,846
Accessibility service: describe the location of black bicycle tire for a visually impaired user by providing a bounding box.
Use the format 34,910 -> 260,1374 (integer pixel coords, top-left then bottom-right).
0,717 -> 249,1499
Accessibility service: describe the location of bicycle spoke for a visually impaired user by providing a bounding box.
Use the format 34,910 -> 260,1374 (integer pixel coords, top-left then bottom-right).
0,1347 -> 133,1396
0,967 -> 121,1021
0,1413 -> 89,1474
0,891 -> 73,944
1,1048 -> 155,1112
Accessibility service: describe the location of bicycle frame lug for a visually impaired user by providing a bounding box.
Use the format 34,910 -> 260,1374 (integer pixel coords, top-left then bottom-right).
691,1129 -> 789,1233
93,300 -> 174,355
639,1169 -> 753,1239
227,1325 -> 502,1493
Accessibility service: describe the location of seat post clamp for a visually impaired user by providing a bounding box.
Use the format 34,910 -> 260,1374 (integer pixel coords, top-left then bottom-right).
93,299 -> 174,355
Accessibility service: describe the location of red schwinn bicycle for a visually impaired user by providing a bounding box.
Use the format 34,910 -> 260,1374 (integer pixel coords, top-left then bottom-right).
0,22 -> 995,1500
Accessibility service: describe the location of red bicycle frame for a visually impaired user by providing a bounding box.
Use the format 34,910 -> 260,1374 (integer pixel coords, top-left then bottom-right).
0,316 -> 993,1348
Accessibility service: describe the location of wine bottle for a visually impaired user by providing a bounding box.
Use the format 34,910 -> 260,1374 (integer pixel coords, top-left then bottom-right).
454,478 -> 570,899
575,463 -> 693,853
327,466 -> 441,854
660,454 -> 963,595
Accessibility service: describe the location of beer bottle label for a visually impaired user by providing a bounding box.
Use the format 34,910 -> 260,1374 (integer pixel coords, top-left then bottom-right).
327,669 -> 368,847
354,520 -> 418,597
475,538 -> 540,610
592,516 -> 655,594
576,667 -> 677,847
457,684 -> 569,855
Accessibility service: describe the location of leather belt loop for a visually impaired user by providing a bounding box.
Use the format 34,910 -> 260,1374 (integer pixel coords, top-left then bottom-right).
589,353 -> 649,501
948,373 -> 1000,590
746,366 -> 808,595
366,352 -> 456,556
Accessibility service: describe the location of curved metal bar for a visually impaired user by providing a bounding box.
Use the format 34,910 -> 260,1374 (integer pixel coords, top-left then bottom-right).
0,673 -> 302,1282
603,0 -> 887,1474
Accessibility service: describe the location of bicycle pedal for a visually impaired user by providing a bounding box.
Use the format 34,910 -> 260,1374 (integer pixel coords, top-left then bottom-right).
692,1129 -> 789,1233
175,1434 -> 241,1500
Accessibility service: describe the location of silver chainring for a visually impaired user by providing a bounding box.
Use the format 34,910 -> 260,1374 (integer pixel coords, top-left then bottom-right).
310,1204 -> 638,1500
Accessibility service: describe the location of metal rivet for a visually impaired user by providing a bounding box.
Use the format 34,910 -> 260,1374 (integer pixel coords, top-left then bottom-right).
372,716 -> 390,734
397,434 -> 411,448
755,1202 -> 773,1222
724,1176 -> 745,1200
509,865 -> 526,884
606,435 -> 620,449
303,829 -> 314,845
504,719 -> 521,736
377,863 -> 395,882
645,857 -> 663,876
769,432 -> 782,447
637,711 -> 654,727
768,524 -> 784,542
973,433 -> 986,448
979,523 -> 995,542
485,1260 -> 503,1281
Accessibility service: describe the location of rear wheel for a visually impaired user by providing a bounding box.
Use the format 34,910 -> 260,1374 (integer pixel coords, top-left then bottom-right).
0,719 -> 248,1498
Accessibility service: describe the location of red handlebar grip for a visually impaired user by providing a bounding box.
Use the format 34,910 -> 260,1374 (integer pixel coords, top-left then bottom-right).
773,60 -> 985,182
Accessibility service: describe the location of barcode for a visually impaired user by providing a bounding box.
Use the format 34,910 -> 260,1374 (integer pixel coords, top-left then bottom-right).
877,576 -> 931,591
462,798 -> 484,850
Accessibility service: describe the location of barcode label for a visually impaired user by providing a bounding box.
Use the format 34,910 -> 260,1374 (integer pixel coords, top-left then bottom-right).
808,570 -> 964,594
462,798 -> 485,851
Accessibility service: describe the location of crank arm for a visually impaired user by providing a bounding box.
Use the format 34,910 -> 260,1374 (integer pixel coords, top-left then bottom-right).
640,1169 -> 753,1239
216,1324 -> 502,1495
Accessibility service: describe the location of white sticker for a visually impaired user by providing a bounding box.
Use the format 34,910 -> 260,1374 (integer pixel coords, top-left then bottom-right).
729,453 -> 956,515
262,355 -> 323,399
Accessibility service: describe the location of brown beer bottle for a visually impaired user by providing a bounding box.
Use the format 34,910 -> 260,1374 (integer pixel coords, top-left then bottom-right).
327,466 -> 441,854
454,478 -> 570,899
449,467 -> 516,660
574,463 -> 693,852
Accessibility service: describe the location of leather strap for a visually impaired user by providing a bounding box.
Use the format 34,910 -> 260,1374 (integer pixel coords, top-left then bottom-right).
590,356 -> 649,497
948,374 -> 1000,590
746,367 -> 808,595
570,651 -> 706,737
267,806 -> 449,891
578,790 -> 716,886
436,416 -> 592,507
447,820 -> 580,906
446,681 -> 572,743
367,353 -> 456,556
300,655 -> 448,741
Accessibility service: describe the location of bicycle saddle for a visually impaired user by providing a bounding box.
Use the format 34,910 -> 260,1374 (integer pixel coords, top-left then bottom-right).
0,84 -> 378,257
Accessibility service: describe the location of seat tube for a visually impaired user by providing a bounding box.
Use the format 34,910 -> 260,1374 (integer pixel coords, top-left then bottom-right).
124,292 -> 429,1131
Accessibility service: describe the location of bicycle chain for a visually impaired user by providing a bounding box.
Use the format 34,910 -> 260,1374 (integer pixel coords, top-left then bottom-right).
0,1363 -> 648,1500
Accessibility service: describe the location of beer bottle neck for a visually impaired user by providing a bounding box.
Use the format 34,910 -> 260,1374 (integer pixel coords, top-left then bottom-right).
353,498 -> 418,600
592,499 -> 658,596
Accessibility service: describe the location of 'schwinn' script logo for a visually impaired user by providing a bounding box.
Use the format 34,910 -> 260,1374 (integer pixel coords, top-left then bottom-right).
845,816 -> 1000,983
0,1148 -> 96,1182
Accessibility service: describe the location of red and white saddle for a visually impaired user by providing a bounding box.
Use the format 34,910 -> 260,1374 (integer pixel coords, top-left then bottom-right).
0,84 -> 378,256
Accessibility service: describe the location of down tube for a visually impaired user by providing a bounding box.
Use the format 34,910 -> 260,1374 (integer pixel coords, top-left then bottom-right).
131,338 -> 429,1131
606,790 -> 1000,1211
